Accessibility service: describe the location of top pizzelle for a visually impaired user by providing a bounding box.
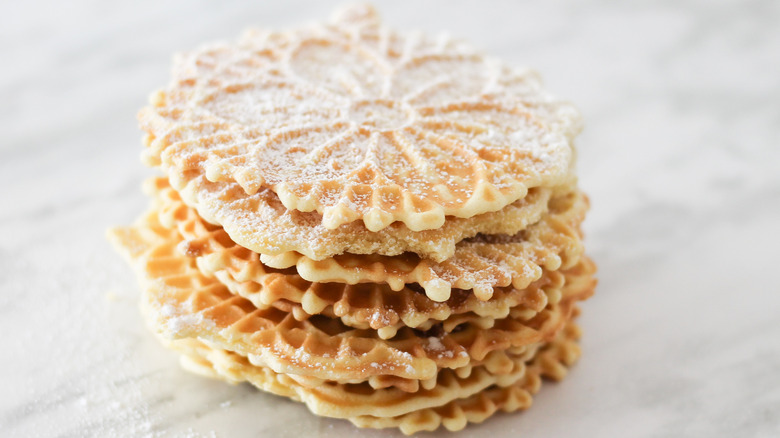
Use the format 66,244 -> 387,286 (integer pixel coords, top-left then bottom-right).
138,4 -> 581,233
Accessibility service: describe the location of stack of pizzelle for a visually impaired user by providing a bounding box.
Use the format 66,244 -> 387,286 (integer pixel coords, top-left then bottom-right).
109,4 -> 596,435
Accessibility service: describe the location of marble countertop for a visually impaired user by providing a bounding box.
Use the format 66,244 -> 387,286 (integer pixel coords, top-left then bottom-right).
2,1 -> 779,437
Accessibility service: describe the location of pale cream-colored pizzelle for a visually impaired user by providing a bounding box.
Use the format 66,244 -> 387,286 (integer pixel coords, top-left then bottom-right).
259,190 -> 588,301
149,176 -> 586,301
161,319 -> 582,435
267,345 -> 543,394
138,3 -> 581,234
107,212 -> 593,383
349,321 -> 582,434
151,169 -> 559,263
161,334 -> 537,418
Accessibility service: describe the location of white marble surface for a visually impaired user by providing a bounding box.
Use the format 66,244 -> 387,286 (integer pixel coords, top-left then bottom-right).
2,1 -> 780,437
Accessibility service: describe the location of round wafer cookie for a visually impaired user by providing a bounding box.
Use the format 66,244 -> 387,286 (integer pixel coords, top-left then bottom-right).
107,216 -> 593,383
139,3 -> 581,234
260,189 -> 588,301
210,254 -> 594,340
162,334 -> 538,418
275,346 -> 542,394
154,169 -> 557,263
350,321 -> 583,435
163,318 -> 581,435
149,176 -> 585,301
138,188 -> 595,339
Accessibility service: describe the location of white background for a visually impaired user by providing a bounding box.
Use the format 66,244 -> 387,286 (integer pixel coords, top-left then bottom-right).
1,1 -> 779,437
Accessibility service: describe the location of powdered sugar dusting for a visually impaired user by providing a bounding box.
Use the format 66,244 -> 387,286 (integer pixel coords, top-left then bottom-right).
158,302 -> 216,338
427,336 -> 445,351
141,3 -> 579,232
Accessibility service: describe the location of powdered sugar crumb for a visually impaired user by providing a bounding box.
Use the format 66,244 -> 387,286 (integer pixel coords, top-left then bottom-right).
159,303 -> 215,338
427,336 -> 445,351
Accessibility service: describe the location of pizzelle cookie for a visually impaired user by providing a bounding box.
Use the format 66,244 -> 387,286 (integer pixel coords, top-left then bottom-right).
159,334 -> 544,418
109,216 -> 593,384
139,3 -> 580,237
259,190 -> 587,301
157,168 -> 558,263
111,3 -> 596,434
348,321 -> 583,434
149,176 -> 585,301
116,194 -> 594,339
160,318 -> 581,435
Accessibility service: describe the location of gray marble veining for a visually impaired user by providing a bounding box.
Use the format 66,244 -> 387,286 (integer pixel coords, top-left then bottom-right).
1,1 -> 779,437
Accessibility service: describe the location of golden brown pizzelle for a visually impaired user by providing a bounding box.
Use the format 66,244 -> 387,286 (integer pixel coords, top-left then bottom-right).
145,192 -> 593,340
108,214 -> 593,383
148,176 -> 586,301
160,318 -> 582,435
